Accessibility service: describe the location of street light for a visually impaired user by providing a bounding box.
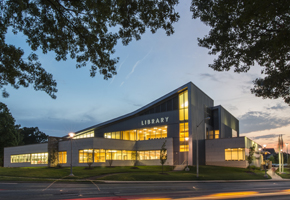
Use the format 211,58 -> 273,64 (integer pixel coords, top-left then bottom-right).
286,143 -> 289,164
258,148 -> 262,167
263,144 -> 268,178
185,137 -> 189,171
196,117 -> 210,178
69,132 -> 75,176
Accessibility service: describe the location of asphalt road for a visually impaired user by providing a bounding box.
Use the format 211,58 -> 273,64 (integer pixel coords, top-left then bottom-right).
0,181 -> 290,200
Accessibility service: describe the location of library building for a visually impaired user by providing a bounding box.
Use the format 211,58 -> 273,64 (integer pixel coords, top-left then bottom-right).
4,82 -> 262,168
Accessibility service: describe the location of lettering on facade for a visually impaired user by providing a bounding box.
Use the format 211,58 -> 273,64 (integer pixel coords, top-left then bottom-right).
141,117 -> 169,126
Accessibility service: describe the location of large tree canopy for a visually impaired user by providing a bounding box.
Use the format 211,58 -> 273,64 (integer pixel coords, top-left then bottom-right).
1,0 -> 179,98
20,127 -> 48,144
191,0 -> 290,105
0,102 -> 21,166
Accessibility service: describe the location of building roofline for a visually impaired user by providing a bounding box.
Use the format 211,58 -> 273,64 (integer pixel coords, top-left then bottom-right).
74,82 -> 193,135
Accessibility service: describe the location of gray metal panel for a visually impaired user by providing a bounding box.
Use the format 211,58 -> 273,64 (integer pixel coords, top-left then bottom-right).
189,83 -> 214,166
4,143 -> 48,167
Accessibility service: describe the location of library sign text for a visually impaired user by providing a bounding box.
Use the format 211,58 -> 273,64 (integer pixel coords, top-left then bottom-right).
141,117 -> 169,126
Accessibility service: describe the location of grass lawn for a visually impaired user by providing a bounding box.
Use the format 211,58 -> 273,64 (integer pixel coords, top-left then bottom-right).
0,166 -> 173,180
0,165 -> 269,181
277,167 -> 290,179
98,165 -> 269,181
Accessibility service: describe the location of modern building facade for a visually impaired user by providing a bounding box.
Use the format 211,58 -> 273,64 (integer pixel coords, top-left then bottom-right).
4,82 -> 261,168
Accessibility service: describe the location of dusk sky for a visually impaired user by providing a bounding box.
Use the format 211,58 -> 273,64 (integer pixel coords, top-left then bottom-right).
2,1 -> 289,151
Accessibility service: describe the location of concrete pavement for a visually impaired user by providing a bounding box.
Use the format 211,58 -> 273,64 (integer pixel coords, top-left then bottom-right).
267,167 -> 283,180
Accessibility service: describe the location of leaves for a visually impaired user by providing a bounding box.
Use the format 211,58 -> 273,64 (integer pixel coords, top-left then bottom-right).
191,0 -> 290,105
1,0 -> 180,98
0,102 -> 21,166
20,127 -> 48,145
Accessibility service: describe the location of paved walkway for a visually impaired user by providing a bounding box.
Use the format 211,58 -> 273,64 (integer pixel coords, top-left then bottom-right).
267,167 -> 283,180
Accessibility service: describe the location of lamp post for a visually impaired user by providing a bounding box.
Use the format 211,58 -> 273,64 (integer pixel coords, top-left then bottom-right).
259,148 -> 262,168
263,144 -> 268,178
69,132 -> 75,176
281,149 -> 284,173
185,137 -> 189,171
196,117 -> 210,178
286,143 -> 289,165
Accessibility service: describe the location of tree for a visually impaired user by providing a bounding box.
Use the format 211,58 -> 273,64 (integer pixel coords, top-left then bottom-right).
131,151 -> 139,167
268,155 -> 275,163
160,140 -> 167,173
0,102 -> 21,166
246,145 -> 255,168
20,127 -> 48,145
191,0 -> 290,105
1,0 -> 179,98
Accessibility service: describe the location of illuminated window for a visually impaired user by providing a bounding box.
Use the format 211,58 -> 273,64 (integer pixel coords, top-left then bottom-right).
11,154 -> 30,163
215,130 -> 219,139
104,126 -> 167,141
58,151 -> 67,164
31,153 -> 48,164
225,148 -> 245,161
180,123 -> 189,152
74,130 -> 94,139
179,90 -> 188,121
137,150 -> 164,160
94,149 -> 106,162
79,149 -> 93,163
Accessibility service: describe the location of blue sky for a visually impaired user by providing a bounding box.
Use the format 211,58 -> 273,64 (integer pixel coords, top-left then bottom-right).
2,1 -> 289,150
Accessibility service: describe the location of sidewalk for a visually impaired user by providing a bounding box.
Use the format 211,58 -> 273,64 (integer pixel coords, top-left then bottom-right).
267,168 -> 283,180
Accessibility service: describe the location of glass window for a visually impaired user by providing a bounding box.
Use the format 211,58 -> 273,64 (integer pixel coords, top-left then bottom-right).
144,151 -> 150,160
11,154 -> 31,163
225,149 -> 231,161
73,130 -> 94,139
225,148 -> 245,161
180,123 -> 189,152
137,150 -> 162,160
31,153 -> 48,164
156,150 -> 160,160
115,132 -> 121,139
105,126 -> 167,141
138,151 -> 145,160
179,90 -> 188,121
215,130 -> 219,139
79,149 -> 93,163
58,151 -> 67,164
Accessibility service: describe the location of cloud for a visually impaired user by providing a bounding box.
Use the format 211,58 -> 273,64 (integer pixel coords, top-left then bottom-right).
200,73 -> 220,82
126,49 -> 152,79
16,113 -> 100,137
120,82 -> 124,87
239,111 -> 290,134
110,55 -> 128,84
267,103 -> 288,110
252,134 -> 280,140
